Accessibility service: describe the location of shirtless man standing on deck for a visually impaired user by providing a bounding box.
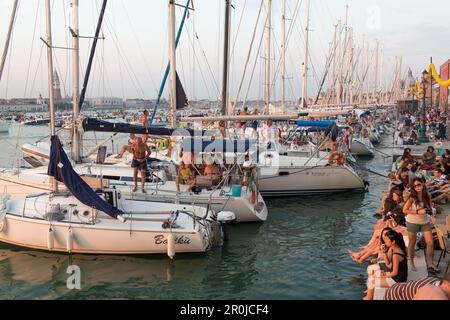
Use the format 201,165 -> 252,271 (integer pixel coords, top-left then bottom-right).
131,137 -> 151,193
140,110 -> 150,143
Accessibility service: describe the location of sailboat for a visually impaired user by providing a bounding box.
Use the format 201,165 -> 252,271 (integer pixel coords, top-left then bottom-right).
254,120 -> 365,196
0,136 -> 222,255
0,0 -> 224,256
2,0 -> 268,223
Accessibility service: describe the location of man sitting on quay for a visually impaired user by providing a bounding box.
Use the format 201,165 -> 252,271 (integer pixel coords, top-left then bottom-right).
383,273 -> 450,300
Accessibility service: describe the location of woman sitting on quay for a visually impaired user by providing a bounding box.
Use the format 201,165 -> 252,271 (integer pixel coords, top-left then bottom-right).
402,178 -> 439,274
420,146 -> 438,170
363,229 -> 408,300
349,206 -> 407,264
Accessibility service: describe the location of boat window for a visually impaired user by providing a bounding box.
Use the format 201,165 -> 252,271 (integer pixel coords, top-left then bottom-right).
120,176 -> 134,182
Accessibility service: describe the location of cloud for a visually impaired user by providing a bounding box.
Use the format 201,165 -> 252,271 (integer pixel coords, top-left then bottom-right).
380,25 -> 450,75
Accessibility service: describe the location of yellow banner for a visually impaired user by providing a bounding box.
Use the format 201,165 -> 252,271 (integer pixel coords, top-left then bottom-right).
413,64 -> 450,96
428,63 -> 450,87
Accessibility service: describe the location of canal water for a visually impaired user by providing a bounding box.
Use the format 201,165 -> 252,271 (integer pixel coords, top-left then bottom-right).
0,124 -> 393,299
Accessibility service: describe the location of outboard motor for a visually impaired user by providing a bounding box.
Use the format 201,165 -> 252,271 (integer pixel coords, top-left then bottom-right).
217,211 -> 237,242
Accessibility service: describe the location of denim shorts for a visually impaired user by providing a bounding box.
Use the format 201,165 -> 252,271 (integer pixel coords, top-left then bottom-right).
406,221 -> 432,233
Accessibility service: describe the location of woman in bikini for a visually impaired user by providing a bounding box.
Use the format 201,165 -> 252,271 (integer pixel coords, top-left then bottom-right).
176,161 -> 196,192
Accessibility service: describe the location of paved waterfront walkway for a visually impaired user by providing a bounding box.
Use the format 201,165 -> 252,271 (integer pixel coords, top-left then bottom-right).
392,140 -> 450,160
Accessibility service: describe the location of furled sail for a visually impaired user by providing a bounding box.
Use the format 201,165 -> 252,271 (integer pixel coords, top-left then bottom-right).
47,135 -> 123,218
81,118 -> 204,136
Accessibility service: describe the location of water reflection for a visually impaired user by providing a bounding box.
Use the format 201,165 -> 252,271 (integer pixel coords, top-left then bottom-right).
0,126 -> 392,299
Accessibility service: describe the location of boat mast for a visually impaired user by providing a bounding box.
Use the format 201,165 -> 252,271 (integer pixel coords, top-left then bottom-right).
264,0 -> 271,114
348,28 -> 353,105
70,0 -> 81,162
341,5 -> 349,105
281,0 -> 286,112
331,23 -> 337,104
365,42 -> 370,106
0,0 -> 18,82
221,0 -> 231,116
379,44 -> 384,104
373,39 -> 379,104
358,36 -> 365,105
150,0 -> 191,125
169,0 -> 177,128
45,0 -> 58,192
301,0 -> 310,109
336,19 -> 342,105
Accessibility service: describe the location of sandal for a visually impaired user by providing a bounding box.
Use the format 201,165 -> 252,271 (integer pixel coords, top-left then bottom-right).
428,266 -> 440,273
427,267 -> 439,276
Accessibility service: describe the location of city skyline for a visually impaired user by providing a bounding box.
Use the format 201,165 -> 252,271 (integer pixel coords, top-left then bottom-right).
0,0 -> 449,102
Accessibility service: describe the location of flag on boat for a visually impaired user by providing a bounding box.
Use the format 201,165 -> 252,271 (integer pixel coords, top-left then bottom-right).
176,71 -> 189,110
47,135 -> 123,218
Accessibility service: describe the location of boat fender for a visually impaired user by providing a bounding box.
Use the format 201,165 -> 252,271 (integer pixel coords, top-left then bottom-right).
0,209 -> 7,233
66,228 -> 73,253
47,227 -> 54,251
167,233 -> 175,259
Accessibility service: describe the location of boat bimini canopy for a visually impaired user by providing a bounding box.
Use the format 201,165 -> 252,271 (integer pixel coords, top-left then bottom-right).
296,120 -> 335,128
295,120 -> 339,140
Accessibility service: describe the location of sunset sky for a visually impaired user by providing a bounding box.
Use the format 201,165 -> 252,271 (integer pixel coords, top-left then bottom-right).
0,0 -> 448,101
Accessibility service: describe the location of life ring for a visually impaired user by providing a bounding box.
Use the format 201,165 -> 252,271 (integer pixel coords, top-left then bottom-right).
328,151 -> 345,166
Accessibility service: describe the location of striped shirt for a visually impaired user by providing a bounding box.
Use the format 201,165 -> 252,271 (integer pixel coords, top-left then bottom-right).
384,277 -> 441,300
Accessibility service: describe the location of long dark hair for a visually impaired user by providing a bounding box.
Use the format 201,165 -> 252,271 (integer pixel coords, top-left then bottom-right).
379,227 -> 393,245
388,187 -> 403,203
385,229 -> 407,255
409,177 -> 431,208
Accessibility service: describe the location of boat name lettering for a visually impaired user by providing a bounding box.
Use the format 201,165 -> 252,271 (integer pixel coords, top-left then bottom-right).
154,235 -> 191,245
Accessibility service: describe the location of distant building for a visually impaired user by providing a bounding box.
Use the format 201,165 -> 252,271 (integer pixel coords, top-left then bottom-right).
440,59 -> 450,113
89,97 -> 124,109
125,99 -> 153,110
52,70 -> 62,105
0,96 -> 47,112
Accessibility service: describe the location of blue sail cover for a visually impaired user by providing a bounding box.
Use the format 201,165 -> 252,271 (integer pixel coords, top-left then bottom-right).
296,120 -> 335,128
47,135 -> 123,218
82,118 -> 202,136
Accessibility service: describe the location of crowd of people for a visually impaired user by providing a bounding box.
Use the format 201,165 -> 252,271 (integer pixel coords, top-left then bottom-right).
348,140 -> 450,300
395,109 -> 450,145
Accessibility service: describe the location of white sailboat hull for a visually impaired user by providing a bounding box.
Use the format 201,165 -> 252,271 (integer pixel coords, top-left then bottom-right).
350,138 -> 374,156
0,214 -> 208,254
0,194 -> 215,255
258,153 -> 365,196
